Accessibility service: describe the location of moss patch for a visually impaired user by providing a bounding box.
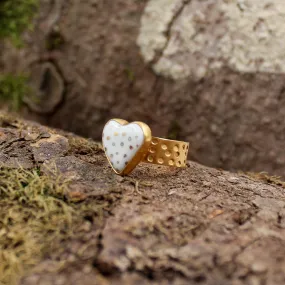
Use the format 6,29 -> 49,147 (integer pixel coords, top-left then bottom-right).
0,167 -> 108,285
0,0 -> 38,46
0,74 -> 30,111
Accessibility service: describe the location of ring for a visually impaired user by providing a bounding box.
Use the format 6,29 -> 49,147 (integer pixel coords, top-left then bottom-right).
102,119 -> 189,175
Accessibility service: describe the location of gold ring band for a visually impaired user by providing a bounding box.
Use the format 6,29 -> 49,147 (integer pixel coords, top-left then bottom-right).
142,136 -> 189,168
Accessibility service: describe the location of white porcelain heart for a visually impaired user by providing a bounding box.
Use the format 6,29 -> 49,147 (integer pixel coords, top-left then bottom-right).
102,120 -> 145,173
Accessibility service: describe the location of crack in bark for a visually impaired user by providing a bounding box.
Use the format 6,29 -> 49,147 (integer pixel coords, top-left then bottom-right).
0,138 -> 25,151
42,0 -> 64,37
150,0 -> 192,67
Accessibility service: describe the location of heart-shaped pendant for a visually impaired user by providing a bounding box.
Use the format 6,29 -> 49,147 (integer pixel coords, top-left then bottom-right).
102,119 -> 152,175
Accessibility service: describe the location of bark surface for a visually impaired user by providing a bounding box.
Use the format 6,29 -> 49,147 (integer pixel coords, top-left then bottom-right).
0,113 -> 285,285
1,0 -> 285,176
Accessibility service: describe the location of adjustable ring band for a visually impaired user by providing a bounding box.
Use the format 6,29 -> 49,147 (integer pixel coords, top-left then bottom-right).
142,136 -> 189,168
102,119 -> 189,175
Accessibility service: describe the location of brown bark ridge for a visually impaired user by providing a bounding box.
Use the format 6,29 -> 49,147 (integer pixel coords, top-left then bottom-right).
1,0 -> 285,177
1,112 -> 285,285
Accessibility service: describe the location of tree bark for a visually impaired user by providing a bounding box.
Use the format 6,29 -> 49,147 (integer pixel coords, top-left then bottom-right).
1,0 -> 285,175
1,112 -> 285,285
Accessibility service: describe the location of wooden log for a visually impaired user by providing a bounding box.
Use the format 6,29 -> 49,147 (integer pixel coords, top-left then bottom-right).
0,113 -> 284,285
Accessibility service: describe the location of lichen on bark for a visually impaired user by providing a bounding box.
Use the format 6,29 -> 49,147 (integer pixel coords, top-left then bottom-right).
138,0 -> 285,80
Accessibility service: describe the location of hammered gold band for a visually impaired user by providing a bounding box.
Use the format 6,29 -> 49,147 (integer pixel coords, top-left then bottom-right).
142,136 -> 189,168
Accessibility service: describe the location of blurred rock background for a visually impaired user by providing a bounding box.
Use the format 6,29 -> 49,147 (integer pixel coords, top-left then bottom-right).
1,0 -> 285,176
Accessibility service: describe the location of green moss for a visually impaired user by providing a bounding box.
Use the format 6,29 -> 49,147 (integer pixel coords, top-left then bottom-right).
0,0 -> 38,46
0,167 -> 110,285
0,74 -> 30,111
0,168 -> 75,284
0,0 -> 39,110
